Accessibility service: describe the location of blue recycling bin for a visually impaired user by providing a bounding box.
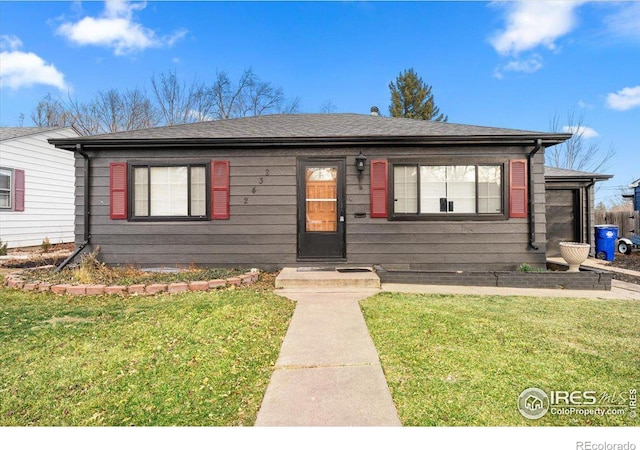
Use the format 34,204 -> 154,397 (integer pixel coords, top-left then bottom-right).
595,225 -> 618,261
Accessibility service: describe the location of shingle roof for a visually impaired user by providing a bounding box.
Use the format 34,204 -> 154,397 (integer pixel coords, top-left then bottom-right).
48,114 -> 571,147
544,166 -> 613,180
0,127 -> 65,141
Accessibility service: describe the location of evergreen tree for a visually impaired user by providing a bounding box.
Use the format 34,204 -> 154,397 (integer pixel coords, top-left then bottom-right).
389,68 -> 447,121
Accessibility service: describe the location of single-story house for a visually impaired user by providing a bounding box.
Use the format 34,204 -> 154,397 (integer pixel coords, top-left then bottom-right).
49,113 -> 575,271
544,166 -> 612,257
0,126 -> 79,248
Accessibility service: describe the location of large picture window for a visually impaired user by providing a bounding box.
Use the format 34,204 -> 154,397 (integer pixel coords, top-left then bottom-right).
392,164 -> 503,217
131,164 -> 208,219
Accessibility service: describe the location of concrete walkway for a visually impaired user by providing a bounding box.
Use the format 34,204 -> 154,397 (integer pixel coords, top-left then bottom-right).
255,288 -> 401,426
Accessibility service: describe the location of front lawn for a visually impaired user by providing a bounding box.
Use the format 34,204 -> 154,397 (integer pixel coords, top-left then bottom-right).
0,287 -> 294,426
361,293 -> 639,426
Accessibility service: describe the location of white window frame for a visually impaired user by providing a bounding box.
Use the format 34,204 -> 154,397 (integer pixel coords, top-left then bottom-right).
0,167 -> 13,210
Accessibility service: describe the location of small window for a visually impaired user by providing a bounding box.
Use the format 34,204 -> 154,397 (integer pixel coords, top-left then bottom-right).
0,168 -> 11,209
392,164 -> 504,218
131,164 -> 208,220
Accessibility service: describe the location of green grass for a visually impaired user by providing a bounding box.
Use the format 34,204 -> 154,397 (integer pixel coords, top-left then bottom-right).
0,287 -> 294,426
361,293 -> 640,426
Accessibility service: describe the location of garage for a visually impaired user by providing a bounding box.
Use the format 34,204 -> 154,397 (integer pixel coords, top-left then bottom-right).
544,167 -> 612,257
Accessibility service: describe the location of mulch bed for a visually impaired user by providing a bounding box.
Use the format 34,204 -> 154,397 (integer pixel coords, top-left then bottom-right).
0,243 -> 74,269
602,252 -> 640,285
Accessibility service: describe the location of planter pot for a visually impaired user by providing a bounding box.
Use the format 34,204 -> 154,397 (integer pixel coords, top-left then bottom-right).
559,242 -> 591,272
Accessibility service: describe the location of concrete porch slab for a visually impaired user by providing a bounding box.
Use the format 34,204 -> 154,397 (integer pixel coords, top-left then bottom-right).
275,267 -> 381,289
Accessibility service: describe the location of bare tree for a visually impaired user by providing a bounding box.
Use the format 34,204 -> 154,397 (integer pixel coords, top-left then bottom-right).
209,68 -> 299,119
29,69 -> 299,135
31,93 -> 73,127
319,100 -> 337,114
65,88 -> 158,135
547,109 -> 615,173
151,71 -> 213,125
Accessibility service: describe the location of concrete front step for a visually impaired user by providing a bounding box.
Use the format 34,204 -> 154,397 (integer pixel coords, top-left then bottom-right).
275,267 -> 381,289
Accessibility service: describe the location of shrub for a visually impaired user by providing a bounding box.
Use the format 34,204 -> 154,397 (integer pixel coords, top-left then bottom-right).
40,237 -> 52,253
0,238 -> 7,256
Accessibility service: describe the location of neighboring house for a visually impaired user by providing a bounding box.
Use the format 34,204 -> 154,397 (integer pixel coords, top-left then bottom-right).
49,114 -> 572,271
0,127 -> 79,248
544,167 -> 612,257
622,178 -> 640,212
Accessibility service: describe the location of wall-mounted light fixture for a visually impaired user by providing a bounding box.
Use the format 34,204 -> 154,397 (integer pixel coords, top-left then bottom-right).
355,151 -> 367,172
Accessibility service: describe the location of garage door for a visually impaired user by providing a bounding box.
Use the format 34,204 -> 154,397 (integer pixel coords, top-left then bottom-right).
546,189 -> 578,256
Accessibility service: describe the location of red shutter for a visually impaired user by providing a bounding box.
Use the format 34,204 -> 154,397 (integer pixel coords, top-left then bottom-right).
13,169 -> 25,212
211,160 -> 230,220
110,162 -> 128,219
370,160 -> 388,218
509,159 -> 528,218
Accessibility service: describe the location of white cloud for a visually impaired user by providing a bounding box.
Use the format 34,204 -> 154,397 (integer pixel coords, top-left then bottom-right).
489,1 -> 586,56
56,0 -> 186,56
604,2 -> 640,42
562,125 -> 599,138
0,35 -> 68,91
493,54 -> 543,79
606,86 -> 640,111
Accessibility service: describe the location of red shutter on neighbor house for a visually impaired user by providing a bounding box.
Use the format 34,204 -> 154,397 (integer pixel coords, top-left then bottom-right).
13,169 -> 25,212
370,160 -> 388,218
211,160 -> 230,220
509,159 -> 528,218
110,162 -> 128,220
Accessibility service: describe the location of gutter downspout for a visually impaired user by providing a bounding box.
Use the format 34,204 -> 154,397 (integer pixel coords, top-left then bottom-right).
55,144 -> 90,272
585,178 -> 596,255
528,139 -> 542,250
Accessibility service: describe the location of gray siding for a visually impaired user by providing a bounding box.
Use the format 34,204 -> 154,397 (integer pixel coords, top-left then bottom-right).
75,144 -> 547,271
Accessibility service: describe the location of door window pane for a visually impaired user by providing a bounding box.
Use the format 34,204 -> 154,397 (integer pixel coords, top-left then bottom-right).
306,167 -> 337,232
394,165 -> 418,213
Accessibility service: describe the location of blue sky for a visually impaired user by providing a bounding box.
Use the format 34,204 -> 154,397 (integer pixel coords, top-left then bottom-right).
0,0 -> 638,205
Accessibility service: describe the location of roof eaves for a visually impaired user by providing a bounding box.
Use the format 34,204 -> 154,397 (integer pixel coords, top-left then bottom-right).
49,133 -> 572,150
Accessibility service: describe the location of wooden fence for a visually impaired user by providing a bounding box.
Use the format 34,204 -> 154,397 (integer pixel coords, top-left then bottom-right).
595,211 -> 640,237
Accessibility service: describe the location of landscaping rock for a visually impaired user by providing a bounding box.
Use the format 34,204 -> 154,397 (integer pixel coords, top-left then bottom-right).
38,283 -> 52,292
227,277 -> 241,286
51,284 -> 71,295
208,279 -> 226,289
239,274 -> 253,284
167,282 -> 188,293
22,282 -> 39,291
86,285 -> 106,295
67,285 -> 87,296
146,284 -> 167,294
104,285 -> 126,295
8,278 -> 25,289
127,284 -> 146,295
188,281 -> 209,291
